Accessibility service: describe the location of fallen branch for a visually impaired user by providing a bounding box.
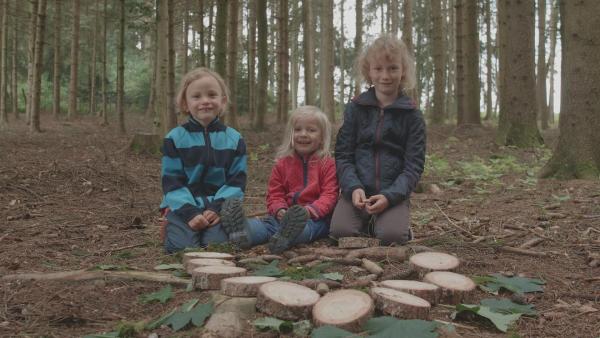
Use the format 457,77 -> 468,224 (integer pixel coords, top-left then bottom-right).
499,246 -> 548,257
434,319 -> 477,331
584,276 -> 600,282
95,242 -> 147,254
434,202 -> 475,238
1,269 -> 190,285
295,247 -> 349,257
519,237 -> 545,249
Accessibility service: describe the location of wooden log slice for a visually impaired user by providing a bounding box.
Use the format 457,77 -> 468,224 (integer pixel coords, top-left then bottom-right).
182,252 -> 235,267
256,281 -> 320,321
220,276 -> 278,297
370,287 -> 431,320
422,271 -> 476,304
409,252 -> 460,274
192,266 -> 247,290
185,258 -> 236,273
338,237 -> 381,249
378,280 -> 440,305
312,289 -> 374,332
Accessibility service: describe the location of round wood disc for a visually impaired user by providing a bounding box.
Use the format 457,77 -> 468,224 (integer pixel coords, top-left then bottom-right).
192,265 -> 247,290
185,258 -> 236,273
220,276 -> 278,297
379,280 -> 441,305
182,252 -> 235,267
423,271 -> 476,304
409,252 -> 460,272
256,281 -> 320,321
370,287 -> 431,320
312,289 -> 374,332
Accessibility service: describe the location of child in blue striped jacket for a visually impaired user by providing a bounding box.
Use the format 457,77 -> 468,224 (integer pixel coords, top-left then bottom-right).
160,67 -> 249,253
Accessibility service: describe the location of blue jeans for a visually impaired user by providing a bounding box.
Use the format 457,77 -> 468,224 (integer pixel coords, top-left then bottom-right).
164,212 -> 330,254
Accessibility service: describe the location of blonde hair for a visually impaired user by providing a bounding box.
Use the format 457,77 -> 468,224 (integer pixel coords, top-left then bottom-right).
276,106 -> 332,159
356,34 -> 416,92
175,67 -> 230,116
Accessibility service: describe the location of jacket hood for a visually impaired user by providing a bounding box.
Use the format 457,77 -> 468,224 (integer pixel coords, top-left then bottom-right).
352,87 -> 416,110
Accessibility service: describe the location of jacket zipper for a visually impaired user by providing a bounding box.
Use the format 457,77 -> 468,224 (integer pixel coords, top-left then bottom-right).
374,108 -> 384,192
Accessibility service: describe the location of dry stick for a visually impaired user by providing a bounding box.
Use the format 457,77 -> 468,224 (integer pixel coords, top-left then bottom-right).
499,246 -> 548,257
434,319 -> 477,331
582,214 -> 600,219
584,276 -> 600,282
96,242 -> 147,254
434,202 -> 475,239
519,237 -> 545,249
1,270 -> 190,285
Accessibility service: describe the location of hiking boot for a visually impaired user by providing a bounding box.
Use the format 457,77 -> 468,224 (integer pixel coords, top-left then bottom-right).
220,198 -> 251,249
268,205 -> 308,254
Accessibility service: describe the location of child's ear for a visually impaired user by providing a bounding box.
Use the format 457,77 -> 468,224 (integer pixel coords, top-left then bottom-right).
221,95 -> 228,107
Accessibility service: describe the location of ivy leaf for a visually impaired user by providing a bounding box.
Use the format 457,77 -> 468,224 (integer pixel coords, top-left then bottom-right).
455,304 -> 521,332
311,325 -> 358,338
322,272 -> 344,281
165,310 -> 193,332
254,317 -> 293,333
474,274 -> 545,295
162,300 -> 211,332
139,285 -> 173,304
190,302 -> 214,327
145,308 -> 177,330
154,263 -> 184,271
82,332 -> 119,338
251,260 -> 284,277
364,317 -> 439,338
480,298 -> 537,316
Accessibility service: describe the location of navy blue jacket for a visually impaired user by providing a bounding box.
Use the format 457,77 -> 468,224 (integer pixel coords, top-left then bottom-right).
335,87 -> 426,206
160,117 -> 247,223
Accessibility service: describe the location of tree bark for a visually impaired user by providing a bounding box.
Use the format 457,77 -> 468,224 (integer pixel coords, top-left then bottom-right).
25,0 -> 39,124
339,0 -> 345,107
167,0 -> 176,121
52,0 -> 61,119
247,0 -> 256,122
10,0 -> 18,119
101,0 -> 108,126
430,0 -> 445,124
255,0 -> 267,130
214,0 -> 227,78
320,0 -> 334,122
29,0 -> 47,133
484,0 -> 493,120
537,0 -> 548,130
226,0 -> 238,128
0,0 -> 8,128
547,0 -> 558,125
197,0 -> 205,67
302,0 -> 315,105
277,0 -> 289,123
354,0 -> 363,96
67,0 -> 80,120
181,1 -> 189,75
116,0 -> 126,133
390,0 -> 399,37
461,0 -> 480,125
455,0 -> 464,124
90,1 -> 98,116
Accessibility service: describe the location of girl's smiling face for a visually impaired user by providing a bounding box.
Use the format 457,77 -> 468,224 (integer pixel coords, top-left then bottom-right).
184,75 -> 227,127
293,115 -> 323,157
368,55 -> 404,98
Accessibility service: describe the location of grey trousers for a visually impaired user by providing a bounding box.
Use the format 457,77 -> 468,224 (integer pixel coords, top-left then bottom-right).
330,196 -> 412,245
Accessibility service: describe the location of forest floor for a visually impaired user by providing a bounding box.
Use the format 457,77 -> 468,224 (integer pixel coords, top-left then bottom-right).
0,113 -> 599,338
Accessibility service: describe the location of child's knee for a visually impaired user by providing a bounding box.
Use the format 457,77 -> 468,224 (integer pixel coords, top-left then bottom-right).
375,226 -> 411,245
329,224 -> 355,239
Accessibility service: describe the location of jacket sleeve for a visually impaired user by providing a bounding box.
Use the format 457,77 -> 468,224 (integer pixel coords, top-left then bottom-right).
266,160 -> 290,216
381,110 -> 426,206
308,158 -> 339,219
161,136 -> 204,223
335,102 -> 364,199
207,138 -> 247,213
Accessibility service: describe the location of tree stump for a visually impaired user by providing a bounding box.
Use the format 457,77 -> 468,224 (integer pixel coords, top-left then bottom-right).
370,287 -> 431,320
182,252 -> 235,267
186,258 -> 236,273
256,281 -> 320,321
192,266 -> 247,290
128,133 -> 162,155
422,271 -> 476,304
220,276 -> 278,297
338,237 -> 381,249
312,289 -> 374,332
378,280 -> 441,305
409,252 -> 460,275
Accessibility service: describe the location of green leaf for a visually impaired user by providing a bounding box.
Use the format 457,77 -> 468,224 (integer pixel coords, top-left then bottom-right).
180,298 -> 200,312
455,304 -> 521,333
254,317 -> 293,333
172,270 -> 191,278
92,264 -> 130,271
82,332 -> 119,338
154,263 -> 184,270
251,260 -> 284,277
145,308 -> 177,330
480,298 -> 537,316
165,310 -> 193,332
364,317 -> 439,338
311,325 -> 358,338
293,320 -> 312,336
190,302 -> 214,327
139,285 -> 173,304
475,274 -> 545,295
322,272 -> 344,281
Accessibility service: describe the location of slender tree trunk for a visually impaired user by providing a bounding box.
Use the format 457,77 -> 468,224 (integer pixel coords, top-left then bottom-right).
226,0 -> 238,128
277,0 -> 289,123
255,0 -> 267,129
484,0 -> 493,120
90,1 -> 98,116
0,0 -> 8,127
455,0 -> 464,124
496,0 -> 508,141
197,0 -> 205,67
537,0 -> 548,129
167,0 -> 176,118
30,0 -> 47,133
52,0 -> 61,119
206,1 -> 213,68
430,0 -> 445,124
247,0 -> 256,122
547,0 -> 557,124
320,0 -> 334,122
339,0 -> 345,107
402,0 -> 413,49
354,0 -> 363,96
462,0 -> 480,125
145,21 -> 157,118
391,0 -> 399,37
11,0 -> 18,119
157,0 -> 175,136
214,0 -> 227,78
68,0 -> 80,120
116,0 -> 125,133
445,0 -> 455,120
26,0 -> 39,124
289,0 -> 299,110
302,0 -> 315,105
182,2 -> 189,75
101,0 -> 108,125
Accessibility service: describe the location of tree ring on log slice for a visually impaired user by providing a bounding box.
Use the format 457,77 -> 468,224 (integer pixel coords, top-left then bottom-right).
192,265 -> 247,290
422,271 -> 476,304
182,252 -> 235,267
338,237 -> 381,249
378,280 -> 441,305
220,276 -> 278,297
370,287 -> 431,320
409,252 -> 460,274
312,289 -> 374,332
185,258 -> 236,273
256,281 -> 321,321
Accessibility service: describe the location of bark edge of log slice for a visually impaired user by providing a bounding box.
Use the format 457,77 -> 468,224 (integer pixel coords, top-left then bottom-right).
192,265 -> 247,290
185,258 -> 236,273
182,252 -> 235,267
220,276 -> 278,297
378,280 -> 441,305
338,237 -> 381,249
422,271 -> 476,305
409,252 -> 460,274
370,287 -> 431,320
312,289 -> 374,332
256,281 -> 321,321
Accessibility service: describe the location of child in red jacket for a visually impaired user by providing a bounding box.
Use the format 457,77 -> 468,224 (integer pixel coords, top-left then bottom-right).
221,106 -> 339,253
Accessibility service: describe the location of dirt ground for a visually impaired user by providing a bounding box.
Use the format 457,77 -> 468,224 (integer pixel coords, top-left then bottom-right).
0,114 -> 598,338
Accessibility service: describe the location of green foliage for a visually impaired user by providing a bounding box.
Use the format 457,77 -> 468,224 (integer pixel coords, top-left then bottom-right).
454,299 -> 536,333
146,299 -> 213,332
251,260 -> 284,277
82,332 -> 119,338
254,317 -> 293,333
282,262 -> 333,280
423,153 -> 451,177
364,317 -> 440,338
138,285 -> 173,304
205,242 -> 236,253
479,298 -> 537,316
474,274 -> 545,295
413,209 -> 434,226
311,325 -> 359,338
91,264 -> 130,271
83,320 -> 145,338
154,263 -> 184,271
322,272 -> 344,281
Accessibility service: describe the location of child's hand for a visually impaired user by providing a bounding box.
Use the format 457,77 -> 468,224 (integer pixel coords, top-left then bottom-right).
203,210 -> 220,226
352,189 -> 367,209
276,209 -> 287,221
188,214 -> 210,230
365,194 -> 389,215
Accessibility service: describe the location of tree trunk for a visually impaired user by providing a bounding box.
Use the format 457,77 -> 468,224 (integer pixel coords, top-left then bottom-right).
101,0 -> 108,126
496,0 -> 508,141
402,0 -> 413,49
537,0 -> 549,129
52,0 -> 61,119
390,0 -> 399,37
226,0 -> 238,128
455,0 -> 464,124
302,0 -> 315,105
498,0 -> 542,147
214,0 -> 227,78
0,0 -> 8,128
116,0 -> 126,133
10,0 -> 18,119
277,0 -> 289,123
89,1 -> 98,116
547,0 -> 557,125
484,0 -> 493,120
247,0 -> 256,122
145,27 -> 157,118
255,0 -> 267,129
157,0 -> 175,136
67,0 -> 80,120
182,2 -> 189,75
206,0 -> 213,67
540,0 -> 600,179
320,0 -> 334,122
461,0 -> 480,125
445,0 -> 456,120
290,0 -> 299,110
339,0 -> 345,108
30,0 -> 47,133
354,0 -> 363,96
430,0 -> 445,124
25,0 -> 38,124
197,0 -> 205,67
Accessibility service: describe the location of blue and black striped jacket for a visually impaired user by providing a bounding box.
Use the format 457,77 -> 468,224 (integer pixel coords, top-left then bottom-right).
160,117 -> 247,223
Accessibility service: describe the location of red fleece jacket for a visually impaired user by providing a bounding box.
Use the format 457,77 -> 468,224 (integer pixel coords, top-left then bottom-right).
266,154 -> 339,220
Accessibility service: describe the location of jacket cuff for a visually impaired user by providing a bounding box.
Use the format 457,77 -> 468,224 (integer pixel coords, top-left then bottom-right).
381,191 -> 404,207
306,204 -> 321,219
173,204 -> 205,224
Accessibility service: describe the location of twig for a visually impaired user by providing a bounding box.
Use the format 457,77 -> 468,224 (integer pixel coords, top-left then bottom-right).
96,242 -> 147,254
499,246 -> 548,257
0,270 -> 190,285
561,292 -> 600,301
582,214 -> 600,219
519,237 -> 545,249
434,202 -> 475,238
584,276 -> 600,282
433,319 -> 477,331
